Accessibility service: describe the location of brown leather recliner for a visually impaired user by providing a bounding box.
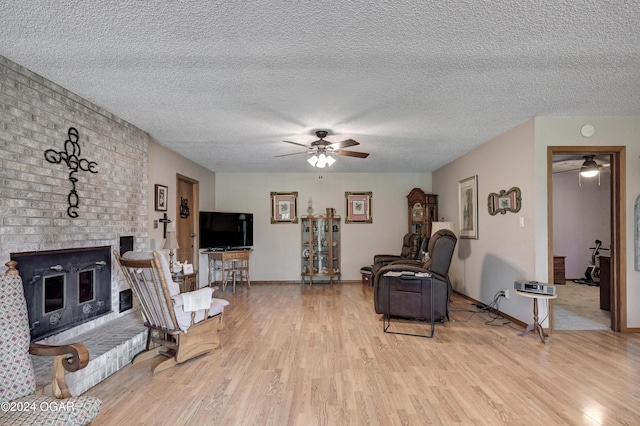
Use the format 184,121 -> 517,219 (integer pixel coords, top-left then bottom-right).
373,229 -> 457,326
373,232 -> 422,269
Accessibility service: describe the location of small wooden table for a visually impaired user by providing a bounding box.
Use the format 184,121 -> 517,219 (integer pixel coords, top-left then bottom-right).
516,289 -> 558,344
172,271 -> 198,293
203,250 -> 251,291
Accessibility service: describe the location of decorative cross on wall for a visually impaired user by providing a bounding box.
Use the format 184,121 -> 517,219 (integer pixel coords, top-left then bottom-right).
158,213 -> 172,239
44,127 -> 98,218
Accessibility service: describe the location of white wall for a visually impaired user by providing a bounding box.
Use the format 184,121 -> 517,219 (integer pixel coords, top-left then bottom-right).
553,168 -> 611,279
213,172 -> 432,281
433,119 -> 537,323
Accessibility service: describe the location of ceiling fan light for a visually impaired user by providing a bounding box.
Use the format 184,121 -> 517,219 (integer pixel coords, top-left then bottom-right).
326,155 -> 336,166
316,153 -> 328,168
580,169 -> 599,178
307,155 -> 318,166
579,156 -> 600,178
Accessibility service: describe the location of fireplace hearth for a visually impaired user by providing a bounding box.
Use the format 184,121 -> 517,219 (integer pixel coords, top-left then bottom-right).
11,246 -> 112,341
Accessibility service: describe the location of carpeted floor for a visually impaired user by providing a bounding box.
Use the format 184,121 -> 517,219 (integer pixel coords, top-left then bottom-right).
554,280 -> 610,330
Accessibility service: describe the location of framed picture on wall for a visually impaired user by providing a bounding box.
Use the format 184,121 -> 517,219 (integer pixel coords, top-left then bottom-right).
488,187 -> 522,215
271,191 -> 299,223
458,176 -> 478,239
155,184 -> 168,212
345,191 -> 372,223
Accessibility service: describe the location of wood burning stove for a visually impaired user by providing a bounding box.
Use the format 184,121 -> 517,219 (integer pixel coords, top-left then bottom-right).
11,246 -> 112,341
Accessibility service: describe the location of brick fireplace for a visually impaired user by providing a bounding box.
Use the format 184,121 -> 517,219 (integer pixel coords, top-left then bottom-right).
1,55 -> 151,395
9,245 -> 149,396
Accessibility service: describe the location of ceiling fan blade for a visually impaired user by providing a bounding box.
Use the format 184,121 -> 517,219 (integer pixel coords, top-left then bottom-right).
334,150 -> 369,159
282,140 -> 310,148
329,139 -> 359,150
274,151 -> 309,158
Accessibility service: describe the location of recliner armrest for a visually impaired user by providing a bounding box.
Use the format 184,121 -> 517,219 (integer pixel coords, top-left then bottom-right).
387,259 -> 423,267
373,254 -> 402,265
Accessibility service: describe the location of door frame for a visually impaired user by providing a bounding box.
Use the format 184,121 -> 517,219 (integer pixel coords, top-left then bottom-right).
547,146 -> 626,332
176,174 -> 199,271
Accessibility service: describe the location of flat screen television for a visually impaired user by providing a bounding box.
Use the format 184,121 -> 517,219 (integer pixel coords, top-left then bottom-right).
199,211 -> 253,249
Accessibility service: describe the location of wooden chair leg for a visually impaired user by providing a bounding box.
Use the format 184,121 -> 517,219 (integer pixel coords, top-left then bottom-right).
52,355 -> 72,399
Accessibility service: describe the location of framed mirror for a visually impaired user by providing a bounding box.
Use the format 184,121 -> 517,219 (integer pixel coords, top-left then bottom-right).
488,187 -> 521,215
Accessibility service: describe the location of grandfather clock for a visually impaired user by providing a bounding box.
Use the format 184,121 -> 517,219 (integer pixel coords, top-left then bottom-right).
407,188 -> 438,238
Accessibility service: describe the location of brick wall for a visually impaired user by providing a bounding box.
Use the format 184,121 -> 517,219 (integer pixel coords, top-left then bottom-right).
0,55 -> 150,318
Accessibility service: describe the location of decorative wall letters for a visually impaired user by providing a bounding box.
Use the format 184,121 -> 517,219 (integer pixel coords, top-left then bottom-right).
44,127 -> 98,218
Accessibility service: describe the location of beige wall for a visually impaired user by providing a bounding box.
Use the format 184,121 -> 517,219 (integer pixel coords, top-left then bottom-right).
147,140 -> 216,276
434,116 -> 640,328
433,119 -> 537,321
534,116 -> 640,327
213,172 -> 432,281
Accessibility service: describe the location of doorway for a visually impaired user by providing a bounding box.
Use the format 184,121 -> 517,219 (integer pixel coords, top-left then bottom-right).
176,174 -> 199,269
547,146 -> 626,332
551,153 -> 611,330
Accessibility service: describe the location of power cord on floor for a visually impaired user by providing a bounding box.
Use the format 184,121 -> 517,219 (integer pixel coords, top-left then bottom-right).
450,291 -> 512,328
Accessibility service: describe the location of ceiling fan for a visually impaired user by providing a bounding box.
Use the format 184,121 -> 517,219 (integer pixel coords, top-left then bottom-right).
552,155 -> 610,175
276,130 -> 369,168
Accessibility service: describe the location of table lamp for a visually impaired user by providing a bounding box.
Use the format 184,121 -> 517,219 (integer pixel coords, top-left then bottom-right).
431,221 -> 454,236
163,230 -> 180,272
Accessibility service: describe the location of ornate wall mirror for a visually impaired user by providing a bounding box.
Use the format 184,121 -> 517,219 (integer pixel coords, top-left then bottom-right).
488,187 -> 522,215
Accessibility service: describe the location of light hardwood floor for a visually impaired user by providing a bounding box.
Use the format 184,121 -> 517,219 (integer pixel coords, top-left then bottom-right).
555,281 -> 610,330
86,282 -> 640,425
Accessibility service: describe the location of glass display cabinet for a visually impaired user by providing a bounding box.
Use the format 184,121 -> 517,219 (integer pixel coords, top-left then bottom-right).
301,210 -> 340,284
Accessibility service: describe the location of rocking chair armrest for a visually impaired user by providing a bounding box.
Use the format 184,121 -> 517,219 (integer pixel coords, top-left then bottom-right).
29,342 -> 90,372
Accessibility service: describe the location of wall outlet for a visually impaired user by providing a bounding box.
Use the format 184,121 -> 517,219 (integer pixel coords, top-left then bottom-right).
501,288 -> 509,299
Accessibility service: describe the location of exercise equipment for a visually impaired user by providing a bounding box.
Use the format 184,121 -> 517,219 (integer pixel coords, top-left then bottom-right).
574,239 -> 609,286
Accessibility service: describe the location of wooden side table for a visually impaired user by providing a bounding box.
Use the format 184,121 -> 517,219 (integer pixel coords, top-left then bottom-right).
516,289 -> 558,344
173,271 -> 198,293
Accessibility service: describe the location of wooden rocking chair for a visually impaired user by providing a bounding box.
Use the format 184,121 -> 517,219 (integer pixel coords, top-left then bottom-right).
114,251 -> 229,373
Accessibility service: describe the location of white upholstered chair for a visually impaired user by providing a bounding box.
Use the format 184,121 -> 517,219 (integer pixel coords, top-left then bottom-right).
0,261 -> 101,425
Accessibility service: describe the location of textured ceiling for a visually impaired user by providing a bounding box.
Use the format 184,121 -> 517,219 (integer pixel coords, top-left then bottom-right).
2,1 -> 639,173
